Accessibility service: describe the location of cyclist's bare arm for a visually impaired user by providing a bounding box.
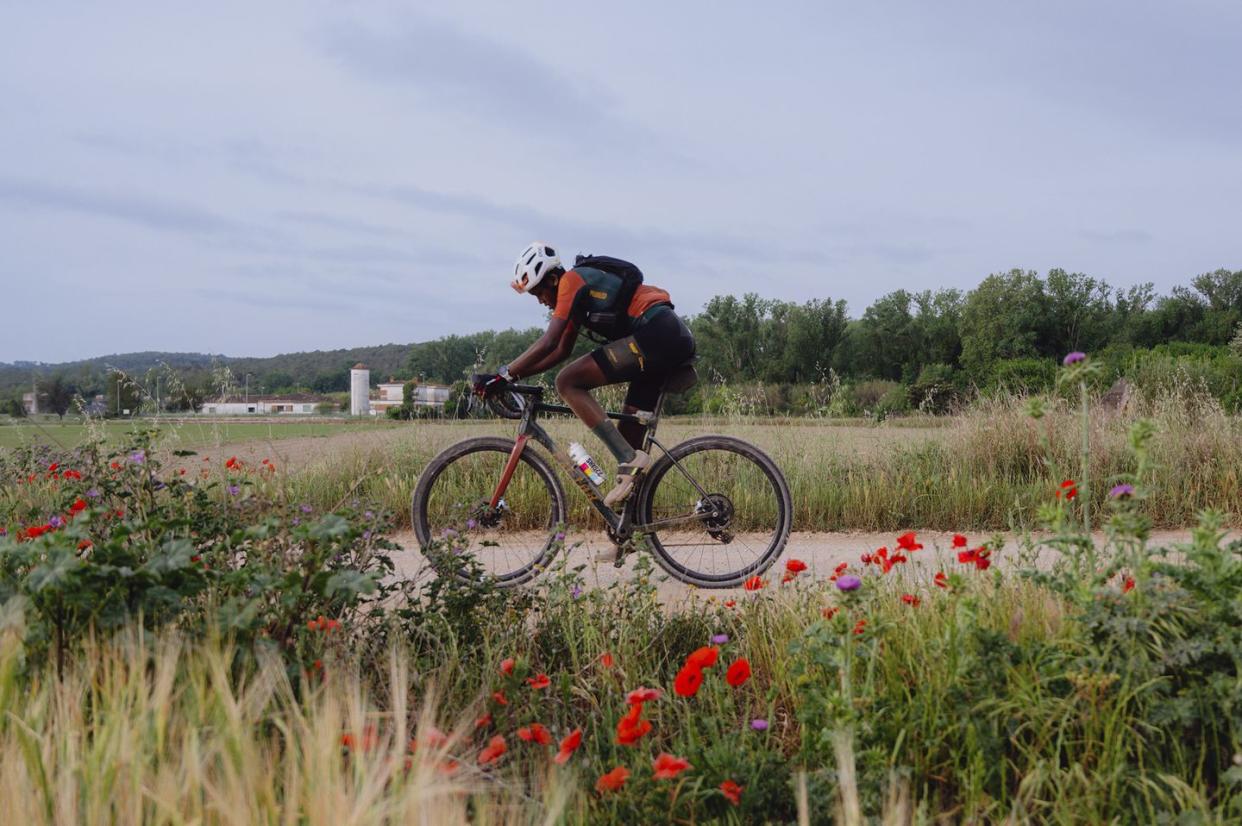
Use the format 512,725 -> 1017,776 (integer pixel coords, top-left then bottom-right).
508,318 -> 578,378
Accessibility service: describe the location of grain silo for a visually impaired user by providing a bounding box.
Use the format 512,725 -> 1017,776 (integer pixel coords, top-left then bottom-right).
350,363 -> 371,416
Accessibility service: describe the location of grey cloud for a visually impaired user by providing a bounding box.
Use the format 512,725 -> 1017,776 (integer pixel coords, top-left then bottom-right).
318,18 -> 612,128
0,176 -> 245,238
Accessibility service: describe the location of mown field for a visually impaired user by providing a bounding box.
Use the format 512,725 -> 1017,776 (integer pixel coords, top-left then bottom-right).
0,417 -> 401,450
0,365 -> 1239,823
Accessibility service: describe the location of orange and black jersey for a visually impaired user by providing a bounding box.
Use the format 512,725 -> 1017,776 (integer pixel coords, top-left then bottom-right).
552,267 -> 672,336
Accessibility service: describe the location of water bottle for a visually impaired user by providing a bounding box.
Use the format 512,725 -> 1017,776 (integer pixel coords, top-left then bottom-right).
568,442 -> 607,487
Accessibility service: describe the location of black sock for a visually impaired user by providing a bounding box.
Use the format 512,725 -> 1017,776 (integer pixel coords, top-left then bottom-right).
591,421 -> 637,463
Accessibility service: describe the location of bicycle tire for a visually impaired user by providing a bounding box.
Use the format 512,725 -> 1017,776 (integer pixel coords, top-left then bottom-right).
636,435 -> 792,588
411,436 -> 568,587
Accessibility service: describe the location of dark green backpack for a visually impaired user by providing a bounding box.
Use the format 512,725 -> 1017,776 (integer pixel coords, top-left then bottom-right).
571,254 -> 645,342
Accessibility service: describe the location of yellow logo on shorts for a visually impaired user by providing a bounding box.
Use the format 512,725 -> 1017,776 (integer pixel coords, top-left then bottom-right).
589,290 -> 609,299
630,341 -> 645,371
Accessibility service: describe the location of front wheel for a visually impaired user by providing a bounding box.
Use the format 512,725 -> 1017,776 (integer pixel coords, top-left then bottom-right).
636,436 -> 792,588
411,437 -> 568,587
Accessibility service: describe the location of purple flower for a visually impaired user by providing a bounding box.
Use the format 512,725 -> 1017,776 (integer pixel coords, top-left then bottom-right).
227,485 -> 240,496
442,528 -> 458,539
1110,483 -> 1135,499
85,488 -> 101,499
292,518 -> 301,526
835,575 -> 862,592
571,586 -> 583,600
554,531 -> 566,542
750,718 -> 769,731
49,515 -> 64,529
129,451 -> 145,464
363,530 -> 372,541
299,504 -> 313,514
1062,352 -> 1086,366
711,633 -> 729,645
364,510 -> 374,520
466,518 -> 478,530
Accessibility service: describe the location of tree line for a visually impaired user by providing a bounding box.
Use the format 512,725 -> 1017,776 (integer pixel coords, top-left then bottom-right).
5,267 -> 1240,418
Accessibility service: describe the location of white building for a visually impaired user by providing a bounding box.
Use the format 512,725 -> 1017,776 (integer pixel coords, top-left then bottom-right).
201,393 -> 330,416
368,380 -> 451,416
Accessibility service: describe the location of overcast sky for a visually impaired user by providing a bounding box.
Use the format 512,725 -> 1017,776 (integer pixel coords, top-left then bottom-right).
2,1 -> 1240,363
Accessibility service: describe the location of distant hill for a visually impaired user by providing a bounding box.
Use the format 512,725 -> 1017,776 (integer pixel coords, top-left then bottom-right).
0,343 -> 417,397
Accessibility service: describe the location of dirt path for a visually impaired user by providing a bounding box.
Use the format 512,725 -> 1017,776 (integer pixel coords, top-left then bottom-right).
387,528 -> 1220,604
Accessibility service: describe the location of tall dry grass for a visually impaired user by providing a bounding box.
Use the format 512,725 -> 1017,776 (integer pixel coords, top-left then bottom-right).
277,385 -> 1241,532
0,614 -> 567,825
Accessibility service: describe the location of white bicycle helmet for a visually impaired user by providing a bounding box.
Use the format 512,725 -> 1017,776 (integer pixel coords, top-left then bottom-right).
511,241 -> 562,293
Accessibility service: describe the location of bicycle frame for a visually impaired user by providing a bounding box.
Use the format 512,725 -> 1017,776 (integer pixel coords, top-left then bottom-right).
488,387 -> 645,537
485,384 -> 717,543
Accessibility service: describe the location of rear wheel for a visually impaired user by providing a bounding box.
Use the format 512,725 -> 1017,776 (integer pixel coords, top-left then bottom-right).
636,436 -> 792,588
411,437 -> 567,586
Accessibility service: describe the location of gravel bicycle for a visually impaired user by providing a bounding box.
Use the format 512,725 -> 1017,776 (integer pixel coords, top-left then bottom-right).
410,364 -> 792,588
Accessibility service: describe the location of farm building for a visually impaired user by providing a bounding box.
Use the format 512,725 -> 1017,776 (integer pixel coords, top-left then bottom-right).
201,393 -> 331,416
349,364 -> 450,416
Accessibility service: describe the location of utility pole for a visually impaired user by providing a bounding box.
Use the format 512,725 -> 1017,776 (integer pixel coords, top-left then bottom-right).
31,376 -> 38,415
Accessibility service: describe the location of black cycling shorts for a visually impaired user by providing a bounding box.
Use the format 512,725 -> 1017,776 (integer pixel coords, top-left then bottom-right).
589,306 -> 696,411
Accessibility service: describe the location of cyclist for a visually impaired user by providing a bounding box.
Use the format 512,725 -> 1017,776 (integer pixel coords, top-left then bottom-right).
474,241 -> 696,512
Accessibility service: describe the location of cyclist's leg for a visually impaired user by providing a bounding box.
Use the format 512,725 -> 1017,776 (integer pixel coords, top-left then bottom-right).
556,352 -> 643,465
619,377 -> 662,450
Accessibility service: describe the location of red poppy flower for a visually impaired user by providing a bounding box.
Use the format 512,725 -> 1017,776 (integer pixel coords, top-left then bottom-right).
725,658 -> 751,687
652,752 -> 692,780
599,651 -> 615,668
1122,575 -> 1135,593
785,558 -> 807,574
626,687 -> 661,704
974,552 -> 991,571
527,673 -> 550,690
881,551 -> 907,574
48,463 -> 59,473
901,593 -> 920,607
596,766 -> 630,793
77,539 -> 92,550
517,723 -> 552,745
686,646 -> 719,670
63,469 -> 81,480
724,599 -> 737,609
860,552 -> 872,564
478,734 -> 507,765
474,712 -> 492,729
616,703 -> 652,745
492,691 -> 508,706
822,605 -> 839,620
720,779 -> 743,806
500,657 -> 515,675
896,531 -> 923,552
830,562 -> 848,581
1057,479 -> 1077,500
673,665 -> 704,697
225,456 -> 240,470
415,726 -> 449,751
952,534 -> 968,548
743,576 -> 766,591
853,619 -> 867,635
933,571 -> 949,589
553,728 -> 582,764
